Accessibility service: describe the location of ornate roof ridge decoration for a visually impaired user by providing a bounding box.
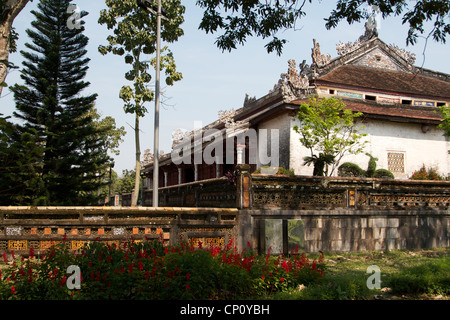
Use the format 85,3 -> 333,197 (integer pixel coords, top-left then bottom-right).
271,59 -> 314,102
171,128 -> 190,148
387,44 -> 416,65
311,39 -> 331,67
218,109 -> 247,128
141,148 -> 167,166
243,93 -> 256,108
336,21 -> 379,57
141,148 -> 154,166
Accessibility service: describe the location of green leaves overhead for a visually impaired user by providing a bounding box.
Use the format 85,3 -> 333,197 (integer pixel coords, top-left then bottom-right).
98,0 -> 184,114
197,0 -> 308,55
196,0 -> 450,54
326,0 -> 450,45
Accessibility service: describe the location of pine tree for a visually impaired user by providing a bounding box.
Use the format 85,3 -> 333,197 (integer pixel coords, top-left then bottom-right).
9,0 -> 110,205
0,116 -> 46,205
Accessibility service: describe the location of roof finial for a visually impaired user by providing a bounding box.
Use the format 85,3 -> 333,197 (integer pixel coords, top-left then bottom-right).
363,5 -> 380,40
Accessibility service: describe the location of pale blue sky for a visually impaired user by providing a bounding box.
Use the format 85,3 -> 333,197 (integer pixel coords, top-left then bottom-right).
1,1 -> 449,175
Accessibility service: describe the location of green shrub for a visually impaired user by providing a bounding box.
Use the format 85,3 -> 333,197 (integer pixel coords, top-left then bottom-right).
366,155 -> 378,178
373,169 -> 395,179
337,162 -> 365,177
338,156 -> 394,179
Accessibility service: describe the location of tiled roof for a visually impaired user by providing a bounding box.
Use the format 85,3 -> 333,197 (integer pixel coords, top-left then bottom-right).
315,65 -> 450,99
291,98 -> 443,124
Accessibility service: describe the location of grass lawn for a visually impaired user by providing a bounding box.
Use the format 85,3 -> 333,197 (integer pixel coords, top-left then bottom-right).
269,248 -> 449,300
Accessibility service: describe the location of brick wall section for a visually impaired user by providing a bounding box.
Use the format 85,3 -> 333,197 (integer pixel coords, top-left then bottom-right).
0,206 -> 238,254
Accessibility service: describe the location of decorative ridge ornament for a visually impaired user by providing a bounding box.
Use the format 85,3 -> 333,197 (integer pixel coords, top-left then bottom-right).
336,7 -> 380,56
311,39 -> 331,67
271,59 -> 313,102
218,109 -> 247,128
388,44 -> 416,65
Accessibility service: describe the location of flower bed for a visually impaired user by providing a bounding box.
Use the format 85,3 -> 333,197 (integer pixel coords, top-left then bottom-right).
0,237 -> 324,300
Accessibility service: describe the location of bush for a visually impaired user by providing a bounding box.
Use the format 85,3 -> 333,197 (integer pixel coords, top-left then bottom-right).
338,156 -> 395,179
337,162 -> 365,177
366,155 -> 378,178
373,169 -> 395,179
0,238 -> 324,300
410,165 -> 444,181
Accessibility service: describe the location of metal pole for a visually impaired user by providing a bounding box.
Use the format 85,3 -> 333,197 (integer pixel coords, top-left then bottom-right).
152,0 -> 161,207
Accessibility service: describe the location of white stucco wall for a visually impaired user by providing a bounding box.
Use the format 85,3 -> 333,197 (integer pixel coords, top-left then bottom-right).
289,116 -> 449,179
255,113 -> 291,169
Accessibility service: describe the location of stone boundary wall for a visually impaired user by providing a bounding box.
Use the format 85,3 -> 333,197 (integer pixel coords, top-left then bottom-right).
0,207 -> 238,255
139,165 -> 450,211
249,174 -> 450,210
238,208 -> 449,254
2,172 -> 449,255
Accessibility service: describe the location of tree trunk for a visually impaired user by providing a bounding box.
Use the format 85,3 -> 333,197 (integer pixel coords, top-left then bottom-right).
0,0 -> 30,97
131,112 -> 140,206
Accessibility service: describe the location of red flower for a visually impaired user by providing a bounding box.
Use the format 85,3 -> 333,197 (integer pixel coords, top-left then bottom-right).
281,260 -> 289,272
60,275 -> 67,287
280,277 -> 285,282
29,247 -> 35,259
185,284 -> 190,290
11,286 -> 16,295
186,273 -> 190,281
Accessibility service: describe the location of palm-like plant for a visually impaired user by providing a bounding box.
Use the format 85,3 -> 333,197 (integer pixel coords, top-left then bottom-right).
303,153 -> 335,176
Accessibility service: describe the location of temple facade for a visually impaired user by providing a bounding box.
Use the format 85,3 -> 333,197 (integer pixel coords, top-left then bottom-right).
141,30 -> 450,188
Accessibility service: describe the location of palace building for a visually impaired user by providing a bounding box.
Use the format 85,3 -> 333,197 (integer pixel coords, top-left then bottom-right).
141,27 -> 450,190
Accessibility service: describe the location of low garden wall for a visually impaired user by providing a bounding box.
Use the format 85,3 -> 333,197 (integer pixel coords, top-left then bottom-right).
2,168 -> 449,255
238,208 -> 449,254
0,206 -> 238,255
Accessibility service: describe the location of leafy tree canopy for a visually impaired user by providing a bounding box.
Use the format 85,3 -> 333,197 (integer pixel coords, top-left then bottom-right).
197,0 -> 450,54
293,96 -> 368,176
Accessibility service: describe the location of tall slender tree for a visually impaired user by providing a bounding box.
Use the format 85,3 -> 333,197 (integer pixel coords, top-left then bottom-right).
98,0 -> 184,206
9,0 -> 110,205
